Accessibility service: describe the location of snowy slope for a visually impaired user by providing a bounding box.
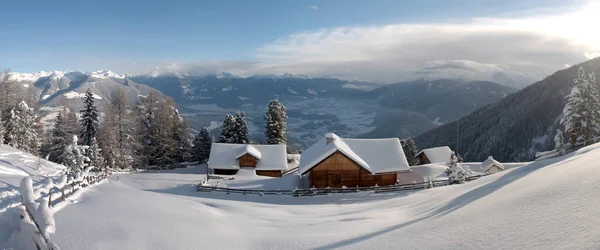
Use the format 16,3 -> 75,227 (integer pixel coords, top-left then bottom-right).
43,143 -> 600,249
0,145 -> 66,246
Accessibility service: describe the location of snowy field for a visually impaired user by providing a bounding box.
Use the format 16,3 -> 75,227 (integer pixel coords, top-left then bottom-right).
0,145 -> 67,246
28,144 -> 600,249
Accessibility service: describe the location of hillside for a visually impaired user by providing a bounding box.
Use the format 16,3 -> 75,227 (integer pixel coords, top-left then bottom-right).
363,79 -> 516,139
19,142 -> 598,249
130,75 -> 514,147
415,57 -> 600,162
0,145 -> 66,246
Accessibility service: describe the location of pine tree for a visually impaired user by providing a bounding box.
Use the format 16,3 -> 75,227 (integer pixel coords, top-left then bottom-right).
0,111 -> 4,144
264,99 -> 288,145
445,151 -> 468,184
62,135 -> 88,174
88,137 -> 105,172
173,116 -> 192,162
4,101 -> 40,154
560,67 -> 600,151
48,107 -> 75,164
136,93 -> 180,167
218,114 -> 237,143
554,129 -> 564,154
79,88 -> 99,146
401,137 -> 419,166
193,127 -> 214,164
233,112 -> 251,144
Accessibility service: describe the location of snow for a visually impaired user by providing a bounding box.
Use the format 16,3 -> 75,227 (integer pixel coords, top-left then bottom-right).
0,145 -> 66,247
409,163 -> 450,181
63,91 -> 103,100
6,71 -> 53,82
42,94 -> 51,100
416,146 -> 452,163
432,117 -> 443,126
208,143 -> 289,171
299,133 -> 410,175
206,121 -> 220,131
27,142 -> 599,249
287,87 -> 299,95
90,69 -> 125,79
307,88 -> 318,95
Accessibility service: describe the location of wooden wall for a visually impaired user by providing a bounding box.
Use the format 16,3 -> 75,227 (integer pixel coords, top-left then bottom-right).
256,170 -> 282,177
309,151 -> 397,188
238,154 -> 258,168
417,153 -> 431,165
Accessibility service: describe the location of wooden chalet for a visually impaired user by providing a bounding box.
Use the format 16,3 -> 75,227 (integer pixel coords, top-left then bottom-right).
298,133 -> 411,188
415,146 -> 452,165
208,143 -> 289,177
480,156 -> 504,174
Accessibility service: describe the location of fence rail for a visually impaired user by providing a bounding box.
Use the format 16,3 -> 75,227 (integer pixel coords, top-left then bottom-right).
18,170 -> 110,250
197,174 -> 486,196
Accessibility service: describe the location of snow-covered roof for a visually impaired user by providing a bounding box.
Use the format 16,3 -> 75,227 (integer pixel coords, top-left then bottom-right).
235,145 -> 262,160
481,156 -> 504,172
409,163 -> 449,181
298,133 -> 410,175
208,143 -> 288,171
416,146 -> 452,163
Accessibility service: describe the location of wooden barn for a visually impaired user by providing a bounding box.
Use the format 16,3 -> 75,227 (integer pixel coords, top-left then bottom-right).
208,143 -> 289,177
298,133 -> 411,188
415,146 -> 452,165
480,156 -> 504,174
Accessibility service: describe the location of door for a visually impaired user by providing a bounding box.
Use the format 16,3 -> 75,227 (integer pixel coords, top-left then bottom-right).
327,173 -> 342,187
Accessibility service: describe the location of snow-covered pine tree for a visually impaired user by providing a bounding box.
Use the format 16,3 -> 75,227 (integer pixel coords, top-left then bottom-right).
401,137 -> 419,166
88,137 -> 106,172
233,112 -> 251,144
554,129 -> 564,154
264,99 -> 288,145
218,114 -> 237,143
4,101 -> 40,154
192,127 -> 214,164
62,135 -> 88,174
0,111 -> 4,144
445,151 -> 468,184
48,107 -> 75,164
560,67 -> 600,151
79,88 -> 99,147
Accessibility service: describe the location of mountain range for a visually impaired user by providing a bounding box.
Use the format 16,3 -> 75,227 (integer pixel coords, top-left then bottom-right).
415,57 -> 600,162
5,69 -> 516,149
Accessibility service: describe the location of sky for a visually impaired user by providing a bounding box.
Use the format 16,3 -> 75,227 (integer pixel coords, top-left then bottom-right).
1,0 -> 599,83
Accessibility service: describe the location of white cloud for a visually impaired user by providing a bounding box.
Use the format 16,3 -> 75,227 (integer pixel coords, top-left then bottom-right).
309,5 -> 320,10
237,2 -> 600,84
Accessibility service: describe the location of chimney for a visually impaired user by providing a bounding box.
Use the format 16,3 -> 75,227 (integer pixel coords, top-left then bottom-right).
325,133 -> 336,145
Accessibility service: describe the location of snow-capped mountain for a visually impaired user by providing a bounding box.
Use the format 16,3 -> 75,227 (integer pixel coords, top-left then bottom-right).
4,68 -> 518,148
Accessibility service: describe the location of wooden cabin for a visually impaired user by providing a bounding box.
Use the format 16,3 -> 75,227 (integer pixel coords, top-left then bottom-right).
480,156 -> 504,174
415,146 -> 452,165
299,133 -> 411,188
208,144 -> 289,177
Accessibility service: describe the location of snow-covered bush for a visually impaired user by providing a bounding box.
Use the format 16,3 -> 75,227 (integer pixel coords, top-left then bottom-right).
446,151 -> 469,184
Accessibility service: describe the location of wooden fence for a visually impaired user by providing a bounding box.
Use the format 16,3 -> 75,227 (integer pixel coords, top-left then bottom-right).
197,174 -> 485,196
18,170 -> 110,250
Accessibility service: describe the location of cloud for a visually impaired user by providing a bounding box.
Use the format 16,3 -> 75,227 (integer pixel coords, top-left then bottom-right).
309,5 -> 320,10
238,2 -> 600,84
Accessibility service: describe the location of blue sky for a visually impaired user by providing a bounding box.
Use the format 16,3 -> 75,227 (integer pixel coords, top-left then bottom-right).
0,0 -> 597,82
